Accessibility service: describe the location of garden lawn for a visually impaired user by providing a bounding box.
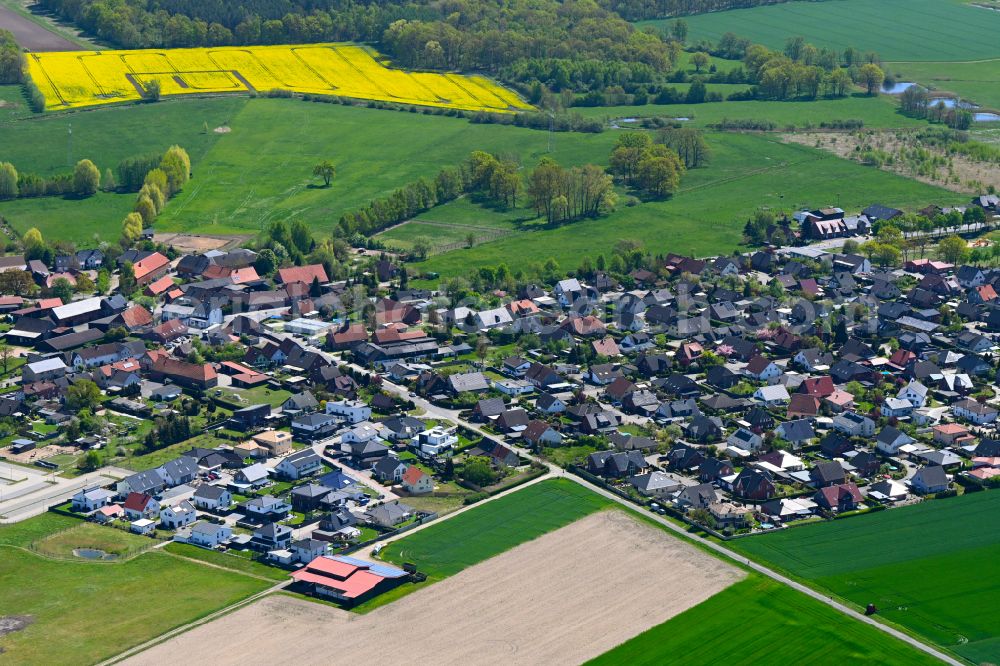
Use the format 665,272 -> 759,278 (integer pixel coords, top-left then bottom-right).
731,491 -> 1000,664
414,131 -> 963,279
379,478 -> 611,578
588,575 -> 941,666
0,513 -> 271,664
650,0 -> 1000,62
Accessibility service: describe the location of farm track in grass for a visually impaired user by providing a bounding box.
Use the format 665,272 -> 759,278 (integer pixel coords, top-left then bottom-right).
730,491 -> 1000,664
648,0 -> 1000,62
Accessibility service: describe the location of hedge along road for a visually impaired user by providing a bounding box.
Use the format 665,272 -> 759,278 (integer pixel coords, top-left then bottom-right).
0,2 -> 84,51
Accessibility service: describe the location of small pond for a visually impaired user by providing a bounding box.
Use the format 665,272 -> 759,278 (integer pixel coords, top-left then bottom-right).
974,112 -> 1000,122
73,548 -> 118,561
882,81 -> 921,94
929,97 -> 978,109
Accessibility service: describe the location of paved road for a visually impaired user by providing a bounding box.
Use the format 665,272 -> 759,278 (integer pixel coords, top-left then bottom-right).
0,465 -> 131,523
0,2 -> 83,51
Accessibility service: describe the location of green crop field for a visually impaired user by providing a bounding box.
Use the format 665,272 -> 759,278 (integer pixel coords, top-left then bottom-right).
575,95 -> 927,129
413,131 -> 963,279
155,99 -> 616,237
0,513 -> 271,664
380,479 -> 611,578
588,574 -> 941,665
653,0 -> 1000,62
732,492 -> 1000,664
0,191 -> 137,245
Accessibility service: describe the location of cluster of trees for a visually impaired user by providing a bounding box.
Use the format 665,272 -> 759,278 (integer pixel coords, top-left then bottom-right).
609,132 -> 686,197
656,127 -> 710,168
120,145 -> 191,245
0,158 -> 103,200
0,29 -> 24,84
526,157 -> 617,223
742,38 -> 884,100
143,413 -> 193,452
898,87 -> 974,130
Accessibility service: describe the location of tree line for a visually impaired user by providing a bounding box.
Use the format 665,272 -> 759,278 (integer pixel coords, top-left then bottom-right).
609,132 -> 691,197
899,87 -> 973,130
602,0 -> 801,22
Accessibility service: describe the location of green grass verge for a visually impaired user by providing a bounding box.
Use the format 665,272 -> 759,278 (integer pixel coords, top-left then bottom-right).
588,574 -> 941,666
650,0 -> 1000,62
164,542 -> 289,582
731,491 -> 1000,664
31,522 -> 153,559
0,513 -> 271,664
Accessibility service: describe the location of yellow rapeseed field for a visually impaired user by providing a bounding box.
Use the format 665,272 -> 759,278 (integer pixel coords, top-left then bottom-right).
26,43 -> 534,113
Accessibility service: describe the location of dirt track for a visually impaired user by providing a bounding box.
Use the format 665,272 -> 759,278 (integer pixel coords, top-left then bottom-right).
124,511 -> 743,666
0,4 -> 81,51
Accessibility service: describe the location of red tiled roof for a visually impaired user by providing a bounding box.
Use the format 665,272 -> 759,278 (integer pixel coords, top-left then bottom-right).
402,466 -> 427,485
800,376 -> 834,397
145,275 -> 175,295
133,252 -> 169,281
152,356 -> 217,383
290,568 -> 383,599
119,305 -> 153,329
123,492 -> 153,511
277,264 -> 328,285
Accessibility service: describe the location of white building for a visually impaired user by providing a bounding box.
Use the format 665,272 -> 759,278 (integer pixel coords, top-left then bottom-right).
326,399 -> 372,424
417,426 -> 458,456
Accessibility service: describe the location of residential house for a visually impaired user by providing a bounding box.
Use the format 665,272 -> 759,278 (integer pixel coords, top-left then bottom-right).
193,485 -> 232,512
275,450 -> 324,480
401,466 -> 433,495
911,465 -> 949,494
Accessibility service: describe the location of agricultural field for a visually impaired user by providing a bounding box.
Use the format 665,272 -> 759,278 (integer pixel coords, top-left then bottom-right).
657,0 -> 1000,62
26,43 -> 531,113
575,95 -> 928,129
588,575 -> 941,666
122,509 -> 742,666
155,98 -> 616,236
379,478 -> 612,580
414,130 -> 964,279
0,190 -> 137,245
732,491 -> 1000,664
0,513 -> 272,664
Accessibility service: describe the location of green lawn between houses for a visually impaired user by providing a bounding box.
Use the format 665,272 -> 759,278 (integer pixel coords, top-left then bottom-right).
0,513 -> 272,664
731,491 -> 1000,664
588,574 -> 941,666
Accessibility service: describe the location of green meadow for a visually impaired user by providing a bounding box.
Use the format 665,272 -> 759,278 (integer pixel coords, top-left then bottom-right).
733,491 -> 1000,663
656,0 -> 1000,62
589,575 -> 941,666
